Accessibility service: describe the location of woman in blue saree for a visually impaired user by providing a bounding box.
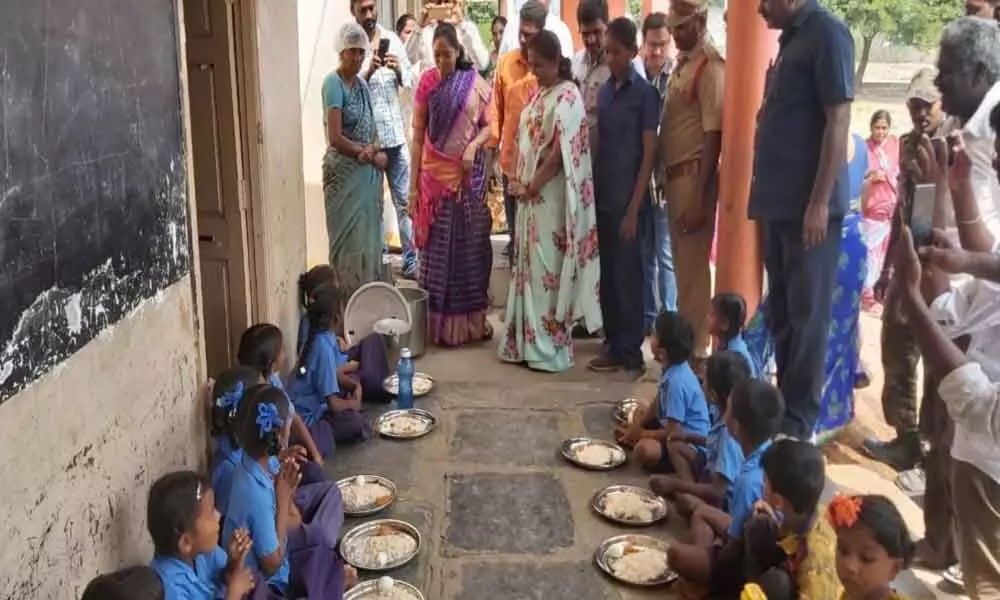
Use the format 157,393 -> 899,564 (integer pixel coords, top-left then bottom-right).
322,23 -> 386,297
744,132 -> 869,443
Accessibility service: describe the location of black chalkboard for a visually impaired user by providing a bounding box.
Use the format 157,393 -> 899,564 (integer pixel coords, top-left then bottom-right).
0,0 -> 190,402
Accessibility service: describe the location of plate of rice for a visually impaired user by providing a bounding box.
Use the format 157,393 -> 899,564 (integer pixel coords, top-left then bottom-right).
383,372 -> 435,397
337,475 -> 397,517
375,409 -> 437,440
595,534 -> 676,587
340,519 -> 422,571
344,576 -> 424,599
592,485 -> 668,526
560,437 -> 627,470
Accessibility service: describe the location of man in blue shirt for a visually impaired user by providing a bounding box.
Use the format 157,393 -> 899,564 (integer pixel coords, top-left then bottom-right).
589,17 -> 661,376
748,0 -> 854,439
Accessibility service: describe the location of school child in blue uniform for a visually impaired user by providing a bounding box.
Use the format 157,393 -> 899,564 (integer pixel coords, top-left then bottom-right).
147,470 -> 256,600
238,323 -> 327,471
210,366 -> 266,513
616,311 -> 711,471
589,17 -> 661,376
666,378 -> 784,583
297,266 -> 388,401
82,566 -> 164,600
650,350 -> 749,519
223,385 -> 354,598
288,283 -> 371,446
709,292 -> 760,378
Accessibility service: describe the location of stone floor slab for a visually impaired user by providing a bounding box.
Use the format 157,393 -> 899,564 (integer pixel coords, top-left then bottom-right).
581,404 -> 618,438
453,561 -> 610,600
449,411 -> 562,466
444,473 -> 574,554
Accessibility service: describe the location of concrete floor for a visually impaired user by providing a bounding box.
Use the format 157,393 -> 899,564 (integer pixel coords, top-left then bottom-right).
327,304 -> 965,599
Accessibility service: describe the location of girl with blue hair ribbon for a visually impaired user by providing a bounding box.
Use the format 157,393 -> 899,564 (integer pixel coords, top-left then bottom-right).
222,384 -> 356,598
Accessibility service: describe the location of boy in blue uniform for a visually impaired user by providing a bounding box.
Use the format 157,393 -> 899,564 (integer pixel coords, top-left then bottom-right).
666,378 -> 784,583
650,350 -> 749,520
588,16 -> 661,376
616,311 -> 711,471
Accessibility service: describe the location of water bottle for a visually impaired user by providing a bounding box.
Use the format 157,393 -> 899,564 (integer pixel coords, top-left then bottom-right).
396,348 -> 415,410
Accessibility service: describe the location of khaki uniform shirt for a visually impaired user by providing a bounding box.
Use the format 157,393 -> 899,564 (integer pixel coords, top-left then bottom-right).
659,41 -> 725,172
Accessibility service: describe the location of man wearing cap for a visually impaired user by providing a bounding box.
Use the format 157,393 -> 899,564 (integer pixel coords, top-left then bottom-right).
750,0 -> 854,439
864,68 -> 944,472
657,0 -> 724,360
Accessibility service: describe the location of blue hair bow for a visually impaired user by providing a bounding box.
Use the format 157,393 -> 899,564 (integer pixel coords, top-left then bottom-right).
215,381 -> 245,410
255,402 -> 283,439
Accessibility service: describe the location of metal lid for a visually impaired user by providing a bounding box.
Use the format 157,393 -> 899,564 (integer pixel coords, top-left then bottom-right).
400,348 -> 412,359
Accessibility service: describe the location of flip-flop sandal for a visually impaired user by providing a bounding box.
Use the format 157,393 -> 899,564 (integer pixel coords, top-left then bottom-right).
481,321 -> 494,341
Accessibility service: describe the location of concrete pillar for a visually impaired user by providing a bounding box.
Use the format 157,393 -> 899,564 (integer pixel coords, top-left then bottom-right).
714,1 -> 777,310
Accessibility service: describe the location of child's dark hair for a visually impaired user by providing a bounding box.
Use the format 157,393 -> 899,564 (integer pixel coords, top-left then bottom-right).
236,384 -> 290,458
295,282 -> 345,378
705,350 -> 750,412
654,310 -> 694,365
711,292 -> 748,339
147,471 -> 211,557
298,264 -> 337,309
762,439 -> 825,516
606,16 -> 638,53
210,366 -> 263,440
729,379 -> 783,447
238,323 -> 284,379
829,494 -> 916,568
81,566 -> 164,600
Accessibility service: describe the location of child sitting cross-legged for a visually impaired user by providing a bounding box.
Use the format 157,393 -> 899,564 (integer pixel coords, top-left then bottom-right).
709,292 -> 759,378
666,379 -> 784,585
147,470 -> 257,600
827,494 -> 915,600
615,311 -> 712,472
649,350 -> 750,519
721,440 -> 839,600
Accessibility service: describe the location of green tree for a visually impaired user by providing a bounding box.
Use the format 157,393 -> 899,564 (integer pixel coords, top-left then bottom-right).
825,0 -> 952,85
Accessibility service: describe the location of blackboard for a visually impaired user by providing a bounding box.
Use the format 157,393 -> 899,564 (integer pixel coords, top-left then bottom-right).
0,0 -> 190,402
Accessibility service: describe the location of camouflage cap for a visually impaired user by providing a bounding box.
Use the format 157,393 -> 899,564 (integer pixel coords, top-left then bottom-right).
666,0 -> 709,29
906,68 -> 940,103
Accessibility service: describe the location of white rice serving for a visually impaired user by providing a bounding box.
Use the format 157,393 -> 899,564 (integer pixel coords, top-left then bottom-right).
349,531 -> 417,568
343,479 -> 392,511
383,415 -> 429,436
371,577 -> 421,599
387,375 -> 432,395
611,546 -> 669,583
574,443 -> 620,466
603,492 -> 659,522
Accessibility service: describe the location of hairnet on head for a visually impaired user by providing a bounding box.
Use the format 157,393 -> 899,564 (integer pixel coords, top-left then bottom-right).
336,22 -> 370,53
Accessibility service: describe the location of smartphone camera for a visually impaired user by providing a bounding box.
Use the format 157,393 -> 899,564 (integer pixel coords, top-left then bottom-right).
909,183 -> 935,248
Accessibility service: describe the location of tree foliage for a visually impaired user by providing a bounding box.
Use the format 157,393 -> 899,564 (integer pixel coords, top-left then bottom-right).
825,0 -> 952,84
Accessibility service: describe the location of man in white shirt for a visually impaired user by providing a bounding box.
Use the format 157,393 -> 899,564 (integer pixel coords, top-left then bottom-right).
498,0 -> 574,57
404,1 -> 490,74
896,226 -> 1000,598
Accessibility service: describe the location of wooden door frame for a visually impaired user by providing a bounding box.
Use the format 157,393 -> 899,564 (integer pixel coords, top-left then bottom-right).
231,0 -> 268,322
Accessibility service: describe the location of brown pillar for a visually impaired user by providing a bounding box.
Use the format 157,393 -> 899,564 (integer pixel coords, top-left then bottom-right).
714,2 -> 777,311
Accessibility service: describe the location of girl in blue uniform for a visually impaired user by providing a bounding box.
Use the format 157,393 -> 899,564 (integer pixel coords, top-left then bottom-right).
709,293 -> 761,379
210,366 -> 265,513
147,470 -> 256,600
288,283 -> 371,445
238,323 -> 327,471
223,384 -> 354,598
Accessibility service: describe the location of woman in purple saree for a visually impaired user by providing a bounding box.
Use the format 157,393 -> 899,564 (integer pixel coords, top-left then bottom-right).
409,23 -> 494,347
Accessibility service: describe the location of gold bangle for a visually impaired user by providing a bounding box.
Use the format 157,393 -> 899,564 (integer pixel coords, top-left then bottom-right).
958,214 -> 983,225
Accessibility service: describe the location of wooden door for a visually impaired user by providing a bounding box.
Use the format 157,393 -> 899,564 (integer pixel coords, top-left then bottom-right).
184,0 -> 252,375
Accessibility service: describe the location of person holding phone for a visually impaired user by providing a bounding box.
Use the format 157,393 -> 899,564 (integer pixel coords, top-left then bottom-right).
404,0 -> 489,75
349,0 -> 417,278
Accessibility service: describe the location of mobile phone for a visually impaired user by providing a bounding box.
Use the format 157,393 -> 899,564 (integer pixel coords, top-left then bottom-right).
377,38 -> 390,60
426,2 -> 454,22
909,183 -> 936,247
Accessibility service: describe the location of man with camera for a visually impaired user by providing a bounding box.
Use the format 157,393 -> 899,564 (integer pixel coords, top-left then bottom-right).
404,0 -> 489,74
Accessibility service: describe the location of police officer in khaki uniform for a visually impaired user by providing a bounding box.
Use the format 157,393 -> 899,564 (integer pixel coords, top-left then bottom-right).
658,0 -> 724,357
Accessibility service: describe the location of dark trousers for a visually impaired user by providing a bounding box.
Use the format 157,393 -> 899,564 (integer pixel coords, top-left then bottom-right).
879,291 -> 920,436
762,219 -> 842,438
502,174 -> 517,250
920,366 -> 958,566
597,208 -> 651,369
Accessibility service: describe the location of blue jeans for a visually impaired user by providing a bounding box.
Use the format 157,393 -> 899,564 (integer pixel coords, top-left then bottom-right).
383,144 -> 417,273
643,205 -> 678,330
